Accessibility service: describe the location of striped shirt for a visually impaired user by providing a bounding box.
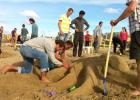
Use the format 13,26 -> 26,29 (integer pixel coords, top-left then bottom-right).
59,14 -> 71,33
128,0 -> 140,33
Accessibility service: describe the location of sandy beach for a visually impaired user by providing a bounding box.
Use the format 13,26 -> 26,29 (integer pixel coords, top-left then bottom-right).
0,44 -> 139,100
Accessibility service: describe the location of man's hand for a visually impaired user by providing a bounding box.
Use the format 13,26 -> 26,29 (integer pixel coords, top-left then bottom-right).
83,30 -> 86,33
63,59 -> 72,70
60,30 -> 64,36
63,63 -> 71,69
75,29 -> 80,32
110,20 -> 119,26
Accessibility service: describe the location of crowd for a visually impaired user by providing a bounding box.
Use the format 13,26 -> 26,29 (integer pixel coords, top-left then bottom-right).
0,0 -> 140,96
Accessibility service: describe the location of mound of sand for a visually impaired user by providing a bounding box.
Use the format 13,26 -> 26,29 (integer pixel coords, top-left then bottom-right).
0,53 -> 138,100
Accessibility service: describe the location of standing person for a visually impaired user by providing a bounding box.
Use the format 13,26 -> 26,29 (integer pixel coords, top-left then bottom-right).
29,18 -> 38,39
0,26 -> 3,54
0,38 -> 73,83
21,24 -> 28,43
120,27 -> 128,53
85,31 -> 91,46
17,35 -> 23,44
93,21 -> 103,52
70,10 -> 90,57
11,28 -> 17,47
58,8 -> 74,41
110,0 -> 139,95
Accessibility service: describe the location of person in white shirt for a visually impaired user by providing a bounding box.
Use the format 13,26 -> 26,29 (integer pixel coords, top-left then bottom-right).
0,38 -> 73,83
93,21 -> 103,52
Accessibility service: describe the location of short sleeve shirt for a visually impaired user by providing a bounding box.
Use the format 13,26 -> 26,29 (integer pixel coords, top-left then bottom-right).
59,14 -> 71,33
128,0 -> 140,34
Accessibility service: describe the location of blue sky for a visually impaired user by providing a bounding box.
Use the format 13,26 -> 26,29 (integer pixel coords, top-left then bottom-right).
0,0 -> 128,37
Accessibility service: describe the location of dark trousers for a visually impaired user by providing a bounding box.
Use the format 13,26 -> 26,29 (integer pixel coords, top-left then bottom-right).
85,41 -> 90,46
113,37 -> 123,54
122,40 -> 127,51
73,32 -> 84,57
93,39 -> 98,51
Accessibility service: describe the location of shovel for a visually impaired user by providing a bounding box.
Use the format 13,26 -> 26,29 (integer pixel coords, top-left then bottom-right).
103,26 -> 115,96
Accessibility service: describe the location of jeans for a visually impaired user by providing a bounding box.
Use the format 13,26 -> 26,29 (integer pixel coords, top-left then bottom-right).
57,33 -> 69,42
19,45 -> 54,73
93,40 -> 98,50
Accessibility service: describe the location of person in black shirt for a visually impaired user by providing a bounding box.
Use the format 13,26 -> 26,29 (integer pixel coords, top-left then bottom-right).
70,10 -> 90,57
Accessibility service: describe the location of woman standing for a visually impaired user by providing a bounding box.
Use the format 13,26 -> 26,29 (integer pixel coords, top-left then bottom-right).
120,27 -> 128,53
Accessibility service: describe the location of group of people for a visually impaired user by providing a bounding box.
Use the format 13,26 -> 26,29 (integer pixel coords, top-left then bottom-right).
0,15 -> 74,83
57,8 -> 90,57
0,0 -> 140,96
57,8 -> 105,57
113,27 -> 128,55
10,18 -> 38,47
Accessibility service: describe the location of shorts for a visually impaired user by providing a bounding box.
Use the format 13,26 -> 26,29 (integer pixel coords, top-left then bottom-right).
130,31 -> 140,59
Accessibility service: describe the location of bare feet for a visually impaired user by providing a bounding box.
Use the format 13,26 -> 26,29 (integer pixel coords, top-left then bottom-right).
0,65 -> 17,74
0,66 -> 12,74
41,72 -> 50,83
41,77 -> 50,83
131,90 -> 140,96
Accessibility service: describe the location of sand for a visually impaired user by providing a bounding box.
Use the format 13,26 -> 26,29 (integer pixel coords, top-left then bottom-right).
0,45 -> 139,100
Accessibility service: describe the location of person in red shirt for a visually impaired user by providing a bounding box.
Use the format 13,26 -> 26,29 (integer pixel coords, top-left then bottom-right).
119,27 -> 128,53
85,31 -> 90,46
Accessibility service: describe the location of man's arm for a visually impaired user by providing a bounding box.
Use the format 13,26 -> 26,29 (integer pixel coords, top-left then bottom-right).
58,20 -> 63,35
26,28 -> 29,34
49,51 -> 63,65
84,19 -> 90,30
111,0 -> 137,26
70,19 -> 76,29
55,51 -> 64,62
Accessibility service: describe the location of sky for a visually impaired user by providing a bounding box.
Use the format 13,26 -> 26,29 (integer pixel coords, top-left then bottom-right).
0,0 -> 128,37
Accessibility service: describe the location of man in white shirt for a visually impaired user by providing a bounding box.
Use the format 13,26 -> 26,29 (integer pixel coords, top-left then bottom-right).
0,38 -> 73,83
93,21 -> 103,52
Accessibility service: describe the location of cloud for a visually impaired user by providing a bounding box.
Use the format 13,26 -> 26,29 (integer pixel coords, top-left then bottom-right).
104,8 -> 120,14
20,10 -> 39,18
1,0 -> 126,5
